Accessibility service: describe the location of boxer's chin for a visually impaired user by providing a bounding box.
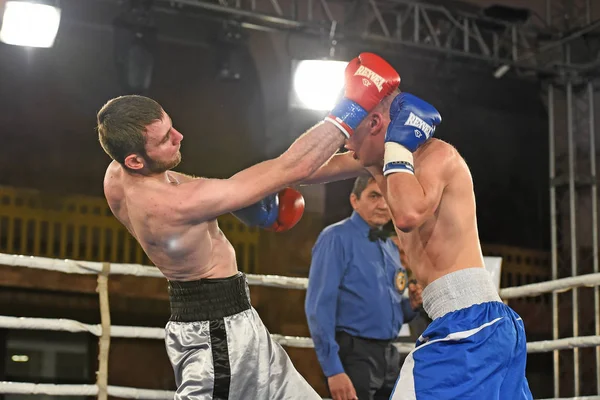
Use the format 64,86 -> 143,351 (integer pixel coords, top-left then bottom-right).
147,153 -> 182,173
357,156 -> 378,168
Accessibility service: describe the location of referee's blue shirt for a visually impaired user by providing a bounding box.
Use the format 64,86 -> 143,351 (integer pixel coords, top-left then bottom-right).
305,211 -> 417,377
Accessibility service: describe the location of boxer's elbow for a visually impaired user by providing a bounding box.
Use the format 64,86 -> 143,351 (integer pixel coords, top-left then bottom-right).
391,206 -> 428,233
392,214 -> 420,233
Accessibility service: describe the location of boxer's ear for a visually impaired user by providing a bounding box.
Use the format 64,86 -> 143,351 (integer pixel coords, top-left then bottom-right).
124,153 -> 145,170
368,112 -> 385,135
350,192 -> 359,210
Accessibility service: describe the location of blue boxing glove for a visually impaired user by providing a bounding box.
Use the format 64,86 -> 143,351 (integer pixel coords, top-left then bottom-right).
232,188 -> 305,232
383,93 -> 441,175
233,194 -> 279,229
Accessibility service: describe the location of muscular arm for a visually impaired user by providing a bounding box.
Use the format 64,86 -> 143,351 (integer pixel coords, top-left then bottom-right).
299,152 -> 367,185
372,145 -> 455,232
177,122 -> 346,222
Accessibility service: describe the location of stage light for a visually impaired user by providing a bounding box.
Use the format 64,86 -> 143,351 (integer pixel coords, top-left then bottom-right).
11,355 -> 29,363
291,59 -> 348,111
0,1 -> 61,48
113,3 -> 157,93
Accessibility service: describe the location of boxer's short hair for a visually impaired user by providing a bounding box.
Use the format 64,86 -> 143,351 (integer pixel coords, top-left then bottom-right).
351,176 -> 376,199
97,95 -> 163,164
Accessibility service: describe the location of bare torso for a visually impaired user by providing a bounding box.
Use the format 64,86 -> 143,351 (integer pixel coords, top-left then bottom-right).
103,161 -> 238,281
396,139 -> 485,287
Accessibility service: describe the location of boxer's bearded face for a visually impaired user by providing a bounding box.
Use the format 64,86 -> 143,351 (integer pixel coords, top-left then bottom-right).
144,150 -> 182,173
142,112 -> 183,173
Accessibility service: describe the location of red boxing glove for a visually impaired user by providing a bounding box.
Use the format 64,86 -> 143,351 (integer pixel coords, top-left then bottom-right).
232,188 -> 305,232
266,188 -> 305,232
325,53 -> 401,138
345,53 -> 401,111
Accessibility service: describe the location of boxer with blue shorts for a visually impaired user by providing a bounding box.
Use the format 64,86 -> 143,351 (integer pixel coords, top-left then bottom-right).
307,59 -> 534,399
391,268 -> 532,400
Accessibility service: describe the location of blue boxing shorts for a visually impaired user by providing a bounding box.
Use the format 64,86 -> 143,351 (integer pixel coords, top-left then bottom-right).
391,267 -> 533,400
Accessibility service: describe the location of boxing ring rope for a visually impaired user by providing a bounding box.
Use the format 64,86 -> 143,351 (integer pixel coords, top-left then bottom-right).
0,382 -> 174,399
3,252 -> 600,295
2,253 -> 600,399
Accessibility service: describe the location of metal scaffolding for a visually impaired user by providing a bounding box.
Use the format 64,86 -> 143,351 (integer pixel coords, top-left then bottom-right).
156,0 -> 600,76
546,0 -> 599,396
548,73 -> 599,398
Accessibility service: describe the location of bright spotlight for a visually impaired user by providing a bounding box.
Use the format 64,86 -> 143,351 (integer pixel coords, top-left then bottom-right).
0,1 -> 62,48
291,59 -> 348,111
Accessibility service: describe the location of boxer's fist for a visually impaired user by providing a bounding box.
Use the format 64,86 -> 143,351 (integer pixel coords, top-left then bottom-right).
344,53 -> 401,112
383,93 -> 441,176
232,188 -> 305,232
268,188 -> 305,232
386,93 -> 441,151
325,53 -> 401,138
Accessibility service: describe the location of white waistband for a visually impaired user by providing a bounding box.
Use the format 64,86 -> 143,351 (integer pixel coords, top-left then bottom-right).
422,267 -> 502,320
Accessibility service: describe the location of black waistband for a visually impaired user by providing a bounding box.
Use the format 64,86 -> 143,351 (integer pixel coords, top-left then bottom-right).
336,330 -> 394,346
168,272 -> 251,322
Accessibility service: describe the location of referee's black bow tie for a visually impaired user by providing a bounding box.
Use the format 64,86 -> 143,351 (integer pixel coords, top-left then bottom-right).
368,228 -> 389,242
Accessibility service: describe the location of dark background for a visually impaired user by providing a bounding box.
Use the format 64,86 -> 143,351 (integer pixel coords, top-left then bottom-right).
0,0 -> 550,250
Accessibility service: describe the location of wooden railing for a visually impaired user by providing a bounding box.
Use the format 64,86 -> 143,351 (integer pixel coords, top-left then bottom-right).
483,244 -> 551,304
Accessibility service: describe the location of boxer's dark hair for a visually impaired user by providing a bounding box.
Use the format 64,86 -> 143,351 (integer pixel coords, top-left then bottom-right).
351,176 -> 376,199
97,95 -> 163,165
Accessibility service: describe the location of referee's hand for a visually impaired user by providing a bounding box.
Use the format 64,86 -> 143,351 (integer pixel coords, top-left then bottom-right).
328,373 -> 358,400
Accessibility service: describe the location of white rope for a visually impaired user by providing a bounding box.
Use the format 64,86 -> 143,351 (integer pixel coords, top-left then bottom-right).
538,397 -> 600,400
0,382 -> 97,396
0,382 -> 175,399
3,315 -> 600,355
0,381 -> 595,400
0,380 -> 590,400
0,315 -> 316,347
246,273 -> 309,289
108,385 -> 174,399
2,252 -> 600,297
526,335 -> 600,353
270,334 -> 314,348
499,273 -> 600,299
0,253 -> 308,289
0,253 -> 163,277
0,316 -> 164,339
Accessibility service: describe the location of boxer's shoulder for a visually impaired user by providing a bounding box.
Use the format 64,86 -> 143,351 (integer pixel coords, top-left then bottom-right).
416,139 -> 459,170
103,161 -> 124,202
423,138 -> 456,156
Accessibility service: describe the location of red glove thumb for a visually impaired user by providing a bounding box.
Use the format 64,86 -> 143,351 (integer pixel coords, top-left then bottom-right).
266,188 -> 305,232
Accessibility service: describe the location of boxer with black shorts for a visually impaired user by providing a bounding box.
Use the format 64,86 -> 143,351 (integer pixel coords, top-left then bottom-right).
97,53 -> 400,399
